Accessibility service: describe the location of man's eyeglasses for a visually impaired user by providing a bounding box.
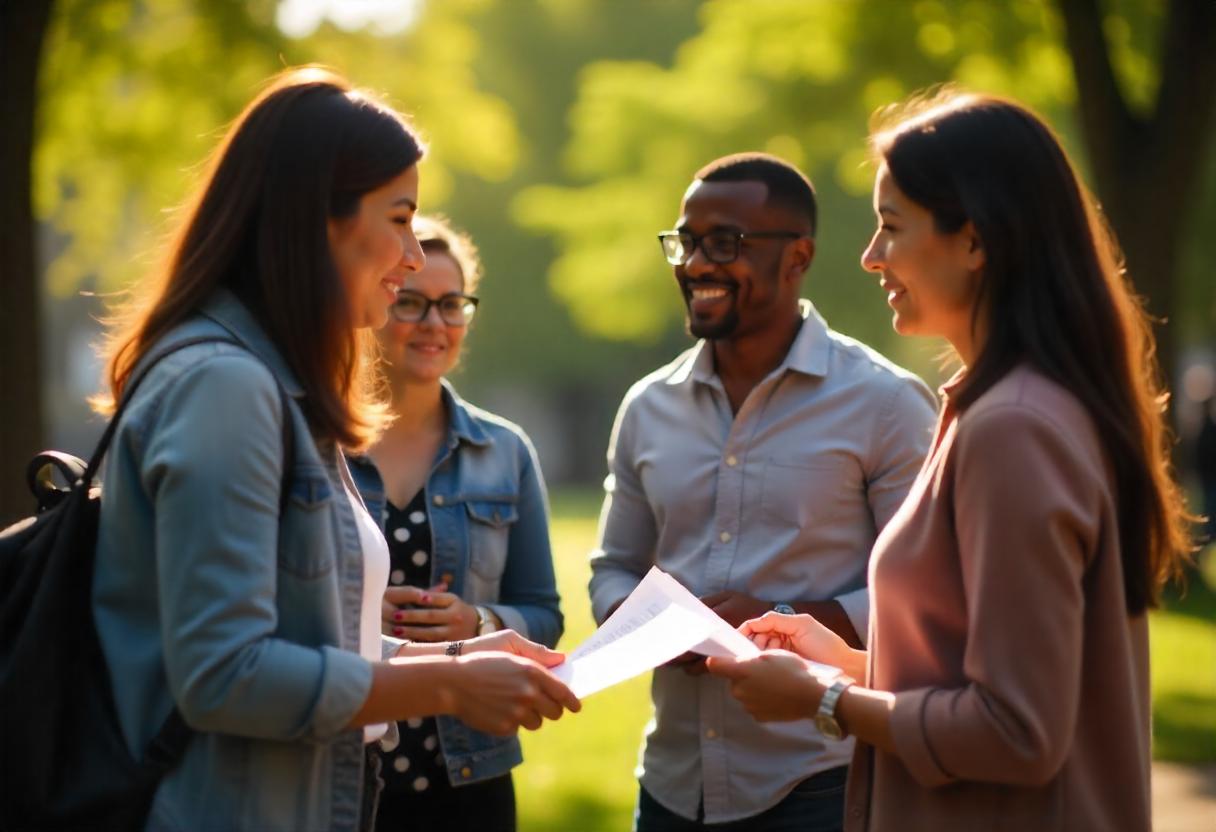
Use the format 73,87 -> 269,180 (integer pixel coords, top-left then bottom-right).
390,290 -> 480,326
657,230 -> 804,266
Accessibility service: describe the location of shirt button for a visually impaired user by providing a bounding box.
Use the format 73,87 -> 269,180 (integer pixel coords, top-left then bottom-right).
725,455 -> 738,467
719,531 -> 731,543
460,766 -> 473,778
705,728 -> 717,739
433,495 -> 445,506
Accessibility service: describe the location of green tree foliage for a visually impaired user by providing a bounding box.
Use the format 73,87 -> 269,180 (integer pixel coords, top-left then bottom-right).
21,0 -> 1215,490
514,0 -> 1213,380
35,0 -> 525,296
36,0 -> 287,295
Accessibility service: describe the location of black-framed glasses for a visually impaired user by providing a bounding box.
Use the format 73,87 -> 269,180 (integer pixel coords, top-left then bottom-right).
390,290 -> 480,326
657,229 -> 804,266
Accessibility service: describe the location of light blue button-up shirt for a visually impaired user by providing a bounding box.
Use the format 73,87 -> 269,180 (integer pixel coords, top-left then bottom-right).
589,301 -> 937,823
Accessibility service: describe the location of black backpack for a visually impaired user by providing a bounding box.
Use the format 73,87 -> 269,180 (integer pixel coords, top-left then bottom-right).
0,335 -> 294,831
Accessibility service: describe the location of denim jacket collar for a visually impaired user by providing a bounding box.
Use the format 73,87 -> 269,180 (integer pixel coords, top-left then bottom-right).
441,380 -> 492,449
199,288 -> 306,398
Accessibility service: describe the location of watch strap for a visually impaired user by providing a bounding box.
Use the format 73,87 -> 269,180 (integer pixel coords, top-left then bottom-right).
815,677 -> 854,739
474,605 -> 498,635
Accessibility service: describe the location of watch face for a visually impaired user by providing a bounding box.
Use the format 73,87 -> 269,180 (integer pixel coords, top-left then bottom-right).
814,713 -> 844,741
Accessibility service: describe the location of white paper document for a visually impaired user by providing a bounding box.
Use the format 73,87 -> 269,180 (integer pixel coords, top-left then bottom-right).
553,567 -> 839,698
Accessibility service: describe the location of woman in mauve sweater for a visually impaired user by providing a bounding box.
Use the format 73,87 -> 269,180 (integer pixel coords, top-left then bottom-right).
707,90 -> 1195,831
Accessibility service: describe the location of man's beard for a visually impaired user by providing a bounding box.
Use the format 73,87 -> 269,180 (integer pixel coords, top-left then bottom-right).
687,305 -> 739,340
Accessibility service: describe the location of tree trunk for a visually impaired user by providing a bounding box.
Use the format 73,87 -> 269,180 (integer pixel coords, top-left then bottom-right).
0,0 -> 54,524
1059,0 -> 1216,388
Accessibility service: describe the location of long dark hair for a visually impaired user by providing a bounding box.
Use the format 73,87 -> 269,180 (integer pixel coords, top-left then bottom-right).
871,89 -> 1193,614
96,67 -> 424,450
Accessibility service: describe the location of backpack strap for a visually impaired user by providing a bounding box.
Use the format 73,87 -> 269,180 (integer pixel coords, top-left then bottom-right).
87,334 -> 297,769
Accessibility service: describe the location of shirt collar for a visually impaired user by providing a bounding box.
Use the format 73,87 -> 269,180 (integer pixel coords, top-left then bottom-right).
666,298 -> 831,387
199,288 -> 305,397
440,379 -> 492,448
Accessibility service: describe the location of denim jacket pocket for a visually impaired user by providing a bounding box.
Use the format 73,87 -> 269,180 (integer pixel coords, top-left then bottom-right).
464,499 -> 518,581
279,465 -> 338,577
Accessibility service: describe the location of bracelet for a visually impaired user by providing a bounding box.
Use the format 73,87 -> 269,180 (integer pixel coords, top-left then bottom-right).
445,640 -> 464,657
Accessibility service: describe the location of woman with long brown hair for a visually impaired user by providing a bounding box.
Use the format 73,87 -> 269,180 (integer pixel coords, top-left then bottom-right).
91,68 -> 578,832
708,89 -> 1194,830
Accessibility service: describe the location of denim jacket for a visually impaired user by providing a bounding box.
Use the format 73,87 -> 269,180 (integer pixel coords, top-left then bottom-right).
94,289 -> 404,832
347,381 -> 563,785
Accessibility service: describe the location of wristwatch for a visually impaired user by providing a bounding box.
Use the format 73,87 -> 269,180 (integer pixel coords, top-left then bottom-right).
474,605 -> 499,636
772,602 -> 796,616
814,676 -> 854,740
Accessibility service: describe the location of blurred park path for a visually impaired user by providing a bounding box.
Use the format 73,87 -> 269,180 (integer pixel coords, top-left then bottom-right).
1153,761 -> 1216,831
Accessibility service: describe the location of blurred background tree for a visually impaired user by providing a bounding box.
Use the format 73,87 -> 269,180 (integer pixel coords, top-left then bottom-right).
3,0 -> 1214,522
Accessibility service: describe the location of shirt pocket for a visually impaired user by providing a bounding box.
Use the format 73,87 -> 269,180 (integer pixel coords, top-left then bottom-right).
279,464 -> 338,578
464,499 -> 518,581
760,456 -> 849,530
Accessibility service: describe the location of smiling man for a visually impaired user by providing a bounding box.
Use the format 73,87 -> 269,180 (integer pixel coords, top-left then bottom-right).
588,153 -> 938,832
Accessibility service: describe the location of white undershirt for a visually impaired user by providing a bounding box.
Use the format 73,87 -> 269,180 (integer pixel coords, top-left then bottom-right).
345,483 -> 390,743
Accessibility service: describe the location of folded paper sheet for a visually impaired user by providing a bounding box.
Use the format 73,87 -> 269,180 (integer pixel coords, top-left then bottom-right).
553,567 -> 839,698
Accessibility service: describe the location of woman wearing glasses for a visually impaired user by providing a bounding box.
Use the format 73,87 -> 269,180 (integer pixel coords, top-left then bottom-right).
348,216 -> 562,832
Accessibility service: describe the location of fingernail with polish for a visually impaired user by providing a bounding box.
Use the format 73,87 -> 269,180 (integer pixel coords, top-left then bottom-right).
393,612 -> 405,622
421,594 -> 431,604
393,627 -> 405,636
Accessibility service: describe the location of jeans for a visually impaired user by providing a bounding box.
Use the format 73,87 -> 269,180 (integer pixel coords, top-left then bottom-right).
635,766 -> 847,832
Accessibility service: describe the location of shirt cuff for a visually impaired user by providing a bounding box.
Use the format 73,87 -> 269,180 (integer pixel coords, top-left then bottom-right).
589,572 -> 642,624
890,687 -> 957,788
309,646 -> 374,742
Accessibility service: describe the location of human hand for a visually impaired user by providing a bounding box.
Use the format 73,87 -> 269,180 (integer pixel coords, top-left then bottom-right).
461,629 -> 567,670
705,651 -> 831,723
740,611 -> 852,668
442,653 -> 582,736
663,651 -> 708,676
383,583 -> 478,641
660,592 -> 769,675
701,590 -> 773,629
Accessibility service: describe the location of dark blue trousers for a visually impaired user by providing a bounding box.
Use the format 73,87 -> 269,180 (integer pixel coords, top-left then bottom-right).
635,766 -> 847,832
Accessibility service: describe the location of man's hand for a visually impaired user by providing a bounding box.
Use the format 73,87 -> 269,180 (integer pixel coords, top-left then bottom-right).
701,590 -> 773,629
663,591 -> 772,675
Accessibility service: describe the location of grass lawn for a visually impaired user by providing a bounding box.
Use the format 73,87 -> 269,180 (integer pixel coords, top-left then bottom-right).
514,491 -> 1216,831
1149,544 -> 1216,763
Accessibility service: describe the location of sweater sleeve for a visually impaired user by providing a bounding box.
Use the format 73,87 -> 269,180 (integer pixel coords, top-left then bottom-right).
889,404 -> 1101,787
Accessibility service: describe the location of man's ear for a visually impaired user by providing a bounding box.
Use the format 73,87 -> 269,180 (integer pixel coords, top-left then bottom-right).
784,237 -> 815,284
